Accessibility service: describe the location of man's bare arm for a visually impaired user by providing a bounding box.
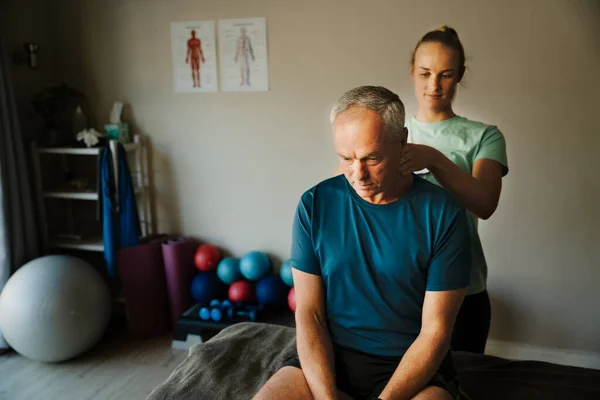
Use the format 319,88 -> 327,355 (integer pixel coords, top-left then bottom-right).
293,268 -> 339,400
377,288 -> 466,400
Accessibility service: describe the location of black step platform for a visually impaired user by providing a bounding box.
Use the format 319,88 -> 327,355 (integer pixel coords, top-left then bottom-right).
172,303 -> 295,349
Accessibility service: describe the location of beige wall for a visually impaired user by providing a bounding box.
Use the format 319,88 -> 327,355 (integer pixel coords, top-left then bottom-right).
42,0 -> 600,352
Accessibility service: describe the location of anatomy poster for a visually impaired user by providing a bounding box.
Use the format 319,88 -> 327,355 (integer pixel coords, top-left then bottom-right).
218,18 -> 269,92
170,21 -> 218,92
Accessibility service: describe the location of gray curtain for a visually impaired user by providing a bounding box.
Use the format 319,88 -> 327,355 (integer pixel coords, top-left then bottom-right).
0,37 -> 43,349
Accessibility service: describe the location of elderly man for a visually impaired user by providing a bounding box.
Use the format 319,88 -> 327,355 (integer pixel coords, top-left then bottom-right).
254,86 -> 471,400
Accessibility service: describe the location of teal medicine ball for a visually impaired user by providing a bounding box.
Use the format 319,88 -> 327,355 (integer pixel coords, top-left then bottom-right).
239,251 -> 271,281
216,257 -> 242,285
279,259 -> 294,287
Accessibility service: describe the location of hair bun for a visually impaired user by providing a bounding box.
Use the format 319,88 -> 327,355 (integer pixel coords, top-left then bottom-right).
436,25 -> 459,39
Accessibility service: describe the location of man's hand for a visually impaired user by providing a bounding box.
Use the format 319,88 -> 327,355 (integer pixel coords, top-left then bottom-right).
399,144 -> 440,176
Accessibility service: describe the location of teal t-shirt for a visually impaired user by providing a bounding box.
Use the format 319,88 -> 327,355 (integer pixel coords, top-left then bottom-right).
290,175 -> 471,357
406,116 -> 509,295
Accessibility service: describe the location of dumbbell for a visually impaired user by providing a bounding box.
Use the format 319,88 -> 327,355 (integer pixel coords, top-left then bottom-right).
210,304 -> 233,322
229,305 -> 261,321
199,299 -> 233,321
211,300 -> 234,322
225,303 -> 249,319
209,299 -> 232,308
199,306 -> 211,320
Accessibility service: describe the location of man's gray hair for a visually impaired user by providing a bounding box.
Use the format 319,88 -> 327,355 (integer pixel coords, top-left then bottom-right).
329,86 -> 406,140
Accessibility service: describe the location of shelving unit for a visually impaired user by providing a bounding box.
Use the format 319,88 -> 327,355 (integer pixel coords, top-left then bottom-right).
31,134 -> 154,254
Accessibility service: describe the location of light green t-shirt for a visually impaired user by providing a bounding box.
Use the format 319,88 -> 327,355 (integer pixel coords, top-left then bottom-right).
406,115 -> 509,295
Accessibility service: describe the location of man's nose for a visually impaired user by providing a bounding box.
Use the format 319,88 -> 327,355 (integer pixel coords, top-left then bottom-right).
353,161 -> 368,181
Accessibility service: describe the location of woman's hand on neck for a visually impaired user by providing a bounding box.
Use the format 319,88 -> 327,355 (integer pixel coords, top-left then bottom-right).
416,106 -> 456,123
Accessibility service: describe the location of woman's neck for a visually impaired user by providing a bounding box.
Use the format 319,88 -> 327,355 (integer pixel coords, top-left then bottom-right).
415,107 -> 456,123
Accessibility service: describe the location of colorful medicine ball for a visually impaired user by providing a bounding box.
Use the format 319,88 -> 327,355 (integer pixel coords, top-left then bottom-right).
216,257 -> 242,285
256,275 -> 287,309
279,259 -> 294,287
194,244 -> 221,272
288,287 -> 296,313
228,280 -> 255,303
239,251 -> 271,281
190,271 -> 225,304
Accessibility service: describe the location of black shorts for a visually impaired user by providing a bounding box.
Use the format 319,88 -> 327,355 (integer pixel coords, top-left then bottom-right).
281,344 -> 466,400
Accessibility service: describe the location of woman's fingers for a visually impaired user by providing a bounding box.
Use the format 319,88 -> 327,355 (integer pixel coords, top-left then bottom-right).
401,161 -> 415,175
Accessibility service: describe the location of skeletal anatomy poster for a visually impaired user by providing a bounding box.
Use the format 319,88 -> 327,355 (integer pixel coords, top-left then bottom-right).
218,18 -> 269,92
171,21 -> 218,92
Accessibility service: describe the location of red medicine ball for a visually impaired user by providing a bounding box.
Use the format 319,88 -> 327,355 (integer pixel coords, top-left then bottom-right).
194,244 -> 221,272
288,287 -> 296,313
228,280 -> 255,302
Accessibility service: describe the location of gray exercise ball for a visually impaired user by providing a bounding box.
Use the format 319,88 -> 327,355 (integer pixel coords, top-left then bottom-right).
0,255 -> 112,362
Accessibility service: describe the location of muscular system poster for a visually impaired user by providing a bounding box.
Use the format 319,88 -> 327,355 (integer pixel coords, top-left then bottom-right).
171,21 -> 218,93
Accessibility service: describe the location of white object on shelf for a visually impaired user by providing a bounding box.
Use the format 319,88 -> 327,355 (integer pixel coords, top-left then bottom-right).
37,142 -> 138,155
31,134 -> 154,253
43,189 -> 98,201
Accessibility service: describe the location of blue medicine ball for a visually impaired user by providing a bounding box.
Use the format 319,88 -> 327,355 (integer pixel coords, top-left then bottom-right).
191,271 -> 225,304
239,251 -> 271,281
216,257 -> 242,285
279,259 -> 294,287
256,275 -> 288,309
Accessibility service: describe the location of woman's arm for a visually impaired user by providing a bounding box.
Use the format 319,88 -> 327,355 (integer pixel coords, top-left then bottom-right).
401,144 -> 504,220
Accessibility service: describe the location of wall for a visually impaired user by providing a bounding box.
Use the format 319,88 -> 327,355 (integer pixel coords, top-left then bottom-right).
0,0 -> 58,138
47,0 -> 600,354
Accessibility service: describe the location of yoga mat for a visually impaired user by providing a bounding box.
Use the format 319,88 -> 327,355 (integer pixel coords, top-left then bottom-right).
162,237 -> 200,327
118,238 -> 171,339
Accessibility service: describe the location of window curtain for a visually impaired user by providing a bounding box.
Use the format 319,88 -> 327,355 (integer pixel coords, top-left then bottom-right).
0,36 -> 43,351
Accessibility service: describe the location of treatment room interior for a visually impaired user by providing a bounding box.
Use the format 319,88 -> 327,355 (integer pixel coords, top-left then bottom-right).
0,0 -> 599,399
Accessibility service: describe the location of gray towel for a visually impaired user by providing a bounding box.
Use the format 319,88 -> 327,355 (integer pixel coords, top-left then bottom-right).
146,322 -> 296,400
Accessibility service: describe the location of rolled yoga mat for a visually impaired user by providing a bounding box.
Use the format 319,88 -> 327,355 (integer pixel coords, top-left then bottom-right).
162,237 -> 200,327
118,238 -> 171,339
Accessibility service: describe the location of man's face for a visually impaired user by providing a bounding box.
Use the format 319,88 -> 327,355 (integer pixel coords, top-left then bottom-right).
333,107 -> 405,203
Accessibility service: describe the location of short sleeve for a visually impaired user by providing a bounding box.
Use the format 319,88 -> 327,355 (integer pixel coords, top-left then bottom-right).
290,193 -> 321,276
426,206 -> 472,291
475,126 -> 509,176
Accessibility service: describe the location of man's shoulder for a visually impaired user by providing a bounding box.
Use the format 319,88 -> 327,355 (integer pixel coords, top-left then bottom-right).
300,174 -> 346,195
297,175 -> 346,205
411,175 -> 464,214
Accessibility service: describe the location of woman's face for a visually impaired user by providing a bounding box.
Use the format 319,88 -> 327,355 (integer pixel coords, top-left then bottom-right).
411,42 -> 461,113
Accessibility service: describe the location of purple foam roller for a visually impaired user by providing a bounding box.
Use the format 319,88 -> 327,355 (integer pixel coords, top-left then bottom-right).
118,238 -> 171,339
161,237 -> 199,327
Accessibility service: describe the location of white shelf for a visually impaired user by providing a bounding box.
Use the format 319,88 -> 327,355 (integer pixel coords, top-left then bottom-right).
50,236 -> 104,252
32,134 -> 154,255
43,189 -> 98,200
38,142 -> 138,155
42,185 -> 146,201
